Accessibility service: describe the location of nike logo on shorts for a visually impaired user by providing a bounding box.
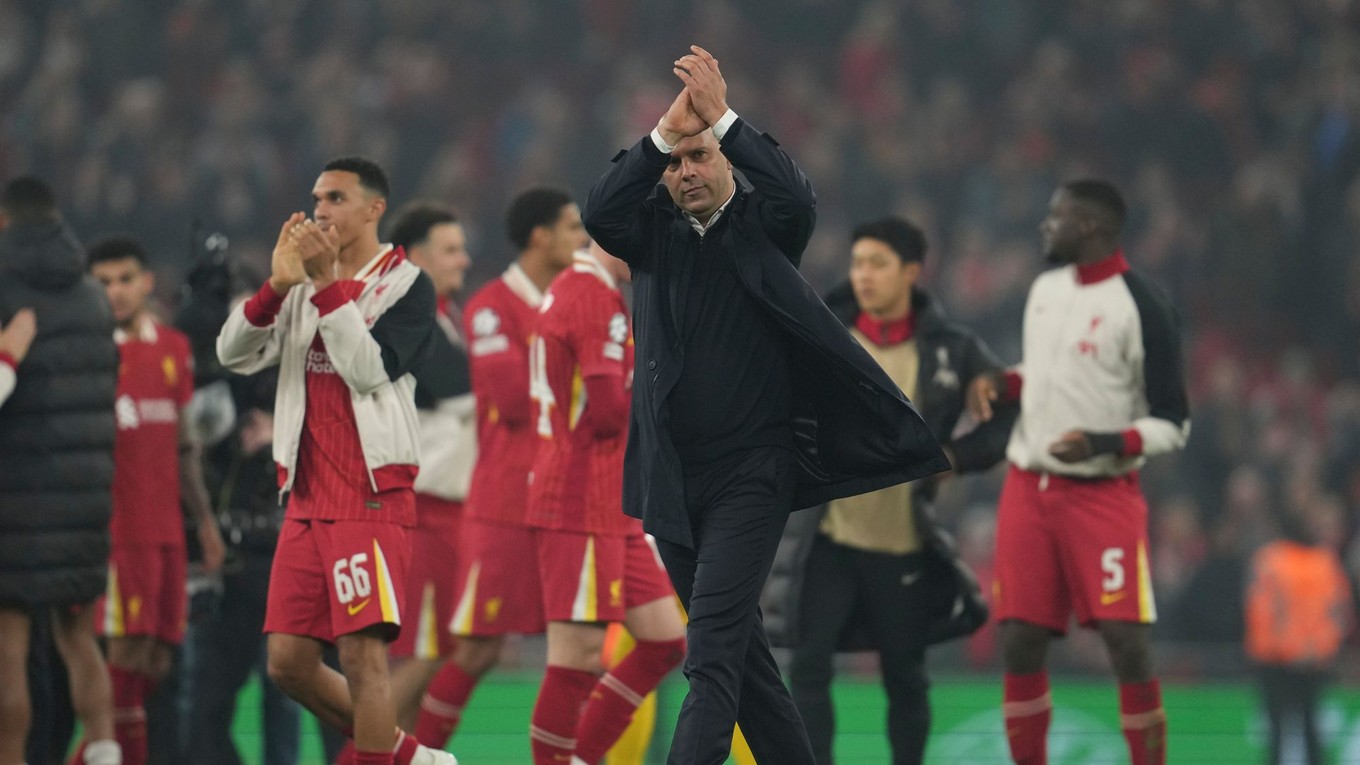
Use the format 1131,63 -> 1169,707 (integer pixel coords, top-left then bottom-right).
1100,591 -> 1127,606
347,598 -> 371,616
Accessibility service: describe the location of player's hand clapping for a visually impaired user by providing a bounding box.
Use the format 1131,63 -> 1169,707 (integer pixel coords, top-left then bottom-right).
269,212 -> 309,293
672,45 -> 729,127
293,219 -> 341,290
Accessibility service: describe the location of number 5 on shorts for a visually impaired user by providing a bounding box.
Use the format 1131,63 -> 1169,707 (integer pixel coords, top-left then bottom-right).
333,553 -> 372,604
1101,548 -> 1125,592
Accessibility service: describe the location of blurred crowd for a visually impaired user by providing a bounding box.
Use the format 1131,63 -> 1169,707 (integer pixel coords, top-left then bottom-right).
4,0 -> 1360,673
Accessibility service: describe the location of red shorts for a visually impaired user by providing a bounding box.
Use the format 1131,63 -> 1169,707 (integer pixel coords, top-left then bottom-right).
450,517 -> 545,637
95,544 -> 187,645
265,518 -> 409,643
993,466 -> 1156,633
389,495 -> 462,660
537,529 -> 674,623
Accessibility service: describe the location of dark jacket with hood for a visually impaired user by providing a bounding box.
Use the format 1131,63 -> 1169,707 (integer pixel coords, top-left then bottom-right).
0,219 -> 118,607
763,284 -> 1018,648
585,118 -> 949,548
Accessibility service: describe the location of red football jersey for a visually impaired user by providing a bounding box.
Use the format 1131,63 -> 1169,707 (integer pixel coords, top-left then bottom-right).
289,332 -> 416,525
110,320 -> 194,546
463,265 -> 544,526
525,257 -> 638,536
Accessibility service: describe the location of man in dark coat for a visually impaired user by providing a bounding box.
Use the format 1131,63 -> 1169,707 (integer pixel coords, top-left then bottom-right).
0,177 -> 122,765
765,216 -> 1015,765
584,47 -> 947,765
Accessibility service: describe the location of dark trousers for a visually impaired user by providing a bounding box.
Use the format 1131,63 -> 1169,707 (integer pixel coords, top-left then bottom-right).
25,613 -> 74,765
187,554 -> 300,765
655,448 -> 814,765
1259,665 -> 1328,765
789,534 -> 931,765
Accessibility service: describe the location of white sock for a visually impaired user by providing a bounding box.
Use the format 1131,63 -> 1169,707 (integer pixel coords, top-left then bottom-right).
84,740 -> 122,765
571,758 -> 589,765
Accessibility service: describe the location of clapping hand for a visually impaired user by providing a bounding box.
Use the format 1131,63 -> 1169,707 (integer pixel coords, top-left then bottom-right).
291,220 -> 341,290
672,46 -> 729,127
269,213 -> 308,293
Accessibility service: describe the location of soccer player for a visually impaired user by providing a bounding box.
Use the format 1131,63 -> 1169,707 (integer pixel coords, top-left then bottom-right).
87,236 -> 226,765
216,157 -> 454,765
413,187 -> 585,747
969,180 -> 1190,765
384,202 -> 475,729
525,242 -> 685,765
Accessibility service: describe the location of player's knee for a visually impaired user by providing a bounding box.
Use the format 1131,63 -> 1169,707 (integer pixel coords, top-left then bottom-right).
455,637 -> 501,677
266,649 -> 311,694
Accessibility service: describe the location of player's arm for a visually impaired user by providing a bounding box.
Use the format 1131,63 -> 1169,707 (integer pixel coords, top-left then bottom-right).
0,308 -> 37,408
217,215 -> 308,374
1052,277 -> 1190,463
179,407 -> 225,572
947,330 -> 1018,473
571,301 -> 631,439
311,271 -> 437,397
675,46 -> 816,264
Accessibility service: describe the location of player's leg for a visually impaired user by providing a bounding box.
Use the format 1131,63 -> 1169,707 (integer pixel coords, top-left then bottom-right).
858,550 -> 931,765
337,626 -> 398,759
1070,477 -> 1164,765
266,632 -> 355,730
995,468 -> 1069,765
0,606 -> 31,764
531,621 -> 605,765
50,605 -> 119,764
390,658 -> 442,730
104,635 -> 156,765
390,510 -> 460,730
788,534 -> 863,765
417,517 -> 538,748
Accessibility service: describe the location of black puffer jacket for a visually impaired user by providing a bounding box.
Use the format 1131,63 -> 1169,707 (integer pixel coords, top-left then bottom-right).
0,220 -> 118,607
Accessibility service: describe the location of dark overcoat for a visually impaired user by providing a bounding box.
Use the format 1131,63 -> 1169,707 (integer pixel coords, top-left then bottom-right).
584,118 -> 949,547
763,286 -> 1018,648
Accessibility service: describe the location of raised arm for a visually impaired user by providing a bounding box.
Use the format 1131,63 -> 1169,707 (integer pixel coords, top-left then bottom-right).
217,214 -> 308,374
675,46 -> 816,262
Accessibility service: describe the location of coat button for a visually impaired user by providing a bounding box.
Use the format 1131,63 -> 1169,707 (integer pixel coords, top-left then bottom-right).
647,360 -> 657,370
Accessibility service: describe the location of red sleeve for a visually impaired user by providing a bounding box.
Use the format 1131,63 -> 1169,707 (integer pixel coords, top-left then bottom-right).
571,289 -> 630,380
310,280 -> 364,316
243,282 -> 286,327
1002,369 -> 1023,402
0,352 -> 15,371
465,297 -> 531,428
577,374 -> 629,439
1120,428 -> 1144,457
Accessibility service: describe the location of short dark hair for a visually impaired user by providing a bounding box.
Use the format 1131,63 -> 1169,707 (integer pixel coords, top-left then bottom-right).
87,235 -> 149,269
323,156 -> 390,199
387,201 -> 459,251
851,216 -> 927,264
506,186 -> 573,251
1,176 -> 59,224
1062,179 -> 1126,236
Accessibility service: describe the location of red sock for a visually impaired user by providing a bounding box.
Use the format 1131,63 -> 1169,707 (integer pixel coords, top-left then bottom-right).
1003,672 -> 1051,765
110,666 -> 147,765
1120,680 -> 1166,765
65,740 -> 87,765
391,729 -> 421,765
575,637 -> 684,763
335,740 -> 355,765
352,751 -> 394,765
531,666 -> 597,765
414,661 -> 480,747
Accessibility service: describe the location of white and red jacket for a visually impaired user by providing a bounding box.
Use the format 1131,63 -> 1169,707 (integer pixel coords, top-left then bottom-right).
1004,251 -> 1190,478
217,245 -> 436,494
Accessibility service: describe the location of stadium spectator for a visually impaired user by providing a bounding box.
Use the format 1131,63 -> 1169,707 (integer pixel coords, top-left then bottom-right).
86,234 -> 226,765
414,187 -> 583,748
0,177 -> 121,765
1246,494 -> 1354,765
583,47 -> 946,764
381,202 -> 475,730
778,216 -> 1009,765
969,180 -> 1190,765
524,241 -> 685,765
215,157 -> 450,765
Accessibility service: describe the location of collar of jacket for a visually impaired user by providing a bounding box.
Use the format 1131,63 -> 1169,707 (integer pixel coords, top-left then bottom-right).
854,310 -> 914,346
825,283 -> 946,334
